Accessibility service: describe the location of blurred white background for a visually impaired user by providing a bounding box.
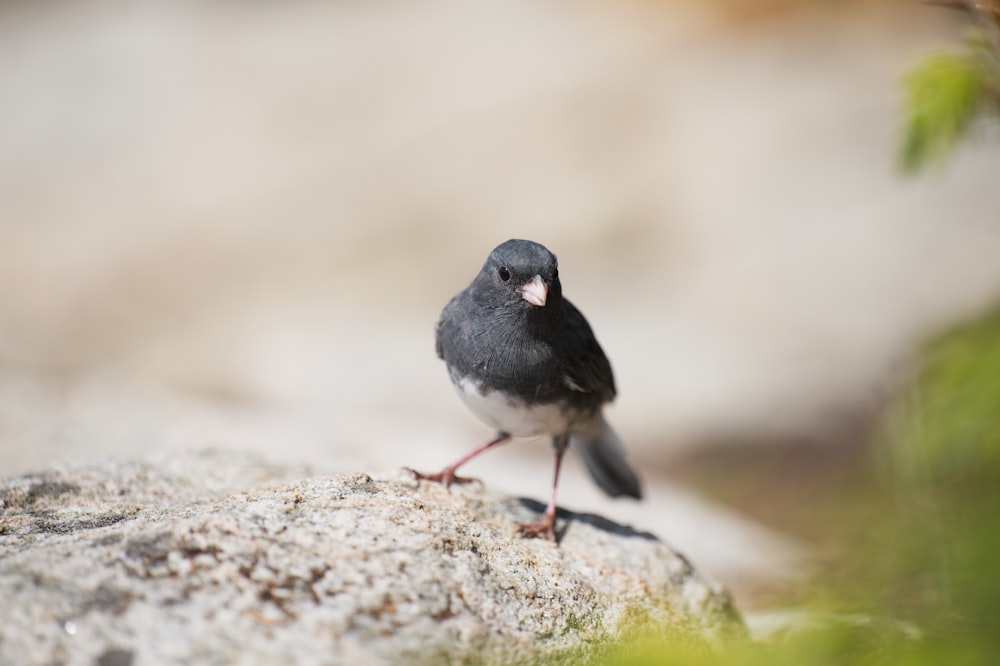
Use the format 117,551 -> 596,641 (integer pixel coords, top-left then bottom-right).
2,0 -> 998,602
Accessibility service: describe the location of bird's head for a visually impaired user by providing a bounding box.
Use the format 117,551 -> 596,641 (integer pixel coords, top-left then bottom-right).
471,239 -> 562,312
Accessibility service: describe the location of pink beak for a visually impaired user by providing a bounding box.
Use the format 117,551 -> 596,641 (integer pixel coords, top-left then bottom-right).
518,274 -> 548,307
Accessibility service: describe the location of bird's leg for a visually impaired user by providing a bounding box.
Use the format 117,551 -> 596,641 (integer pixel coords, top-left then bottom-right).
518,435 -> 569,542
408,433 -> 511,488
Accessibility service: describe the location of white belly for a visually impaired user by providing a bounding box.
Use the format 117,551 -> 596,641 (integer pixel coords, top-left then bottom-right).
453,375 -> 575,437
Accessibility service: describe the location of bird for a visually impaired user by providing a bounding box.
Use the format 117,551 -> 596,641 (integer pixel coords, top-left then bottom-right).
410,238 -> 641,541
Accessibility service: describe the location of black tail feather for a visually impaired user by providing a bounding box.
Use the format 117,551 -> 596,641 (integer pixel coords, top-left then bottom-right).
573,417 -> 642,499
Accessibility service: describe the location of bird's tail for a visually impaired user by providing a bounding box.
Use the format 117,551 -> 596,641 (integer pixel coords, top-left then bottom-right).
572,416 -> 642,499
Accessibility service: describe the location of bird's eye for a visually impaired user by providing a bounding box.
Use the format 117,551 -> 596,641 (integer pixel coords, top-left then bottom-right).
498,266 -> 511,282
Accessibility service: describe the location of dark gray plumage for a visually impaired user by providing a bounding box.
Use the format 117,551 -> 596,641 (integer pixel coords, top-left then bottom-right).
412,239 -> 641,540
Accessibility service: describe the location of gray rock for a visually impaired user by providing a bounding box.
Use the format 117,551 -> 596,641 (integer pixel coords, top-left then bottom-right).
0,451 -> 744,665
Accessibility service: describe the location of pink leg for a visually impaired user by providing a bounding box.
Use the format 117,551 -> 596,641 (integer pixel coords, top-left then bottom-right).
408,433 -> 510,488
518,438 -> 568,541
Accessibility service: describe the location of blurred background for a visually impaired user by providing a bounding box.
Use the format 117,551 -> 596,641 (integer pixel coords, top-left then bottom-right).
2,0 -> 1000,629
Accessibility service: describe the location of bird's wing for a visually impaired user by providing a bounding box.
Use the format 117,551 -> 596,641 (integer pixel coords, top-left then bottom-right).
558,299 -> 617,403
435,290 -> 474,361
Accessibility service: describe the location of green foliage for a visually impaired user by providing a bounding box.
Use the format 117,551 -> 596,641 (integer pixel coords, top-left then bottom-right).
538,304 -> 1000,665
898,15 -> 1000,174
887,305 -> 1000,647
597,618 -> 927,666
899,50 -> 985,172
899,306 -> 1000,480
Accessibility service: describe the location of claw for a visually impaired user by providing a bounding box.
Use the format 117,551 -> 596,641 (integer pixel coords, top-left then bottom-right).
517,514 -> 557,542
405,467 -> 480,489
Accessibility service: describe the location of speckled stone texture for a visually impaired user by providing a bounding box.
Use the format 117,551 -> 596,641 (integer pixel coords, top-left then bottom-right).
0,451 -> 744,665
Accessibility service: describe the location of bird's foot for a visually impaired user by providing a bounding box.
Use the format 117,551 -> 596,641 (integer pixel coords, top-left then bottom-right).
405,467 -> 479,489
517,513 -> 557,542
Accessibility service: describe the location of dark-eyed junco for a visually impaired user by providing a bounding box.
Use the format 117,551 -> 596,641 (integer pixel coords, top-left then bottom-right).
411,239 -> 641,541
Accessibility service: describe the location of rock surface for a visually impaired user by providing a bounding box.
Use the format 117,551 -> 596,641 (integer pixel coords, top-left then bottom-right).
0,451 -> 743,665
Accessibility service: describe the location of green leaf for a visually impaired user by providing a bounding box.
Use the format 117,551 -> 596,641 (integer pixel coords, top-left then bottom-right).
898,52 -> 984,173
